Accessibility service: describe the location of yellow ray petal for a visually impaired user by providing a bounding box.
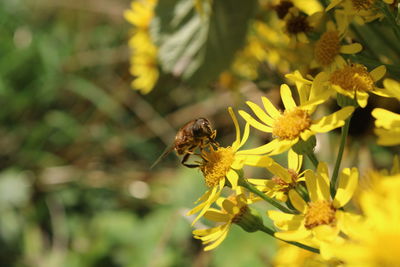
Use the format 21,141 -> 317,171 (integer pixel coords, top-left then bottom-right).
204,225 -> 230,251
340,43 -> 362,54
262,96 -> 281,118
238,139 -> 279,155
289,190 -> 307,213
288,149 -> 303,173
239,110 -> 272,133
310,106 -> 354,133
370,65 -> 386,82
238,123 -> 250,150
241,155 -> 273,168
229,107 -> 241,147
281,84 -> 297,110
204,210 -> 231,222
372,108 -> 400,129
274,227 -> 311,241
356,91 -> 369,108
375,128 -> 400,146
267,162 -> 292,183
246,101 -> 274,126
333,167 -> 359,208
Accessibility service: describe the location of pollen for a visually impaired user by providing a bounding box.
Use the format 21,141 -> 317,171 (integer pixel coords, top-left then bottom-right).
285,14 -> 312,35
329,64 -> 375,93
272,108 -> 311,140
201,147 -> 235,188
315,31 -> 340,66
351,0 -> 375,11
304,200 -> 336,229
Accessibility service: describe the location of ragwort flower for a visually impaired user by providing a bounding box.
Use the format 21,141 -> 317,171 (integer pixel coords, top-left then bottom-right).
124,0 -> 159,94
192,194 -> 255,251
248,149 -> 305,202
187,108 -> 272,224
326,173 -> 400,266
324,63 -> 390,108
371,78 -> 400,146
312,21 -> 362,71
239,84 -> 354,155
268,162 -> 359,252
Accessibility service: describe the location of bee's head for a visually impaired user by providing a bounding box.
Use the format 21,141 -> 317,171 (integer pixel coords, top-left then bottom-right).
192,118 -> 213,138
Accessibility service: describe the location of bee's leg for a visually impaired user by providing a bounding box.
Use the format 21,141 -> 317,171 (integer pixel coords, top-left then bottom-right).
181,153 -> 200,168
211,130 -> 219,147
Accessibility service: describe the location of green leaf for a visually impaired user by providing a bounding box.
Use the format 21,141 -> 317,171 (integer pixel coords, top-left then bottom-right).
152,0 -> 257,87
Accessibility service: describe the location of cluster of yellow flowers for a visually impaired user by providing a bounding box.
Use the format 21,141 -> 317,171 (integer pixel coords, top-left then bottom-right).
185,0 -> 399,265
124,0 -> 159,94
126,0 -> 400,265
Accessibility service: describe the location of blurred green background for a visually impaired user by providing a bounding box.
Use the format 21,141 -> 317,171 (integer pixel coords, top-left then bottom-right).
0,1 -> 277,266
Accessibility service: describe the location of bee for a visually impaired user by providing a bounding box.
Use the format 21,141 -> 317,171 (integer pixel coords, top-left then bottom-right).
151,118 -> 218,169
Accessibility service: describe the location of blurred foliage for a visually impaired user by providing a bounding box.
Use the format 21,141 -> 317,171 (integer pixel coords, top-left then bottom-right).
0,0 -> 276,266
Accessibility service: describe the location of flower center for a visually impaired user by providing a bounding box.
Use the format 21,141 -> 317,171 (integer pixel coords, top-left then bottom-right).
351,0 -> 375,11
201,147 -> 235,187
314,31 -> 340,66
274,0 -> 294,19
329,64 -> 374,93
304,200 -> 336,229
286,14 -> 312,34
272,108 -> 311,140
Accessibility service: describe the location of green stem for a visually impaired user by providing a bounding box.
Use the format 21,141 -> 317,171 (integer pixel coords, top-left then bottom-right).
258,225 -> 320,254
306,152 -> 319,169
239,180 -> 297,214
295,184 -> 310,202
330,116 -> 351,198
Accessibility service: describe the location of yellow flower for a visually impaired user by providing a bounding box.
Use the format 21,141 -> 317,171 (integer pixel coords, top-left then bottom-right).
372,108 -> 400,146
326,0 -> 384,25
268,163 -> 359,252
238,84 -> 354,155
325,63 -> 390,108
273,241 -> 340,267
282,8 -> 322,44
248,149 -> 305,202
124,0 -> 159,94
187,108 -> 272,224
312,20 -> 362,71
326,173 -> 400,266
192,194 -> 251,251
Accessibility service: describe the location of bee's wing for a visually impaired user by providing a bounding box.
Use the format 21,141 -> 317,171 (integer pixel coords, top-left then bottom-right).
150,145 -> 175,169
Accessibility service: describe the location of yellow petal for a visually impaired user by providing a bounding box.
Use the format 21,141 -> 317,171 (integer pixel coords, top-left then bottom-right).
242,155 -> 273,168
310,106 -> 354,133
227,169 -> 238,189
356,91 -> 369,108
239,110 -> 272,133
238,123 -> 250,150
383,78 -> 400,100
326,0 -> 343,11
340,43 -> 362,54
288,149 -> 303,173
281,84 -> 297,110
333,167 -> 358,208
229,107 -> 241,147
204,210 -> 231,222
375,128 -> 400,146
289,189 -> 307,213
204,225 -> 230,251
370,65 -> 386,82
262,96 -> 281,118
275,227 -> 311,241
238,139 -> 279,155
246,101 -> 274,126
267,162 -> 292,183
312,225 -> 340,242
